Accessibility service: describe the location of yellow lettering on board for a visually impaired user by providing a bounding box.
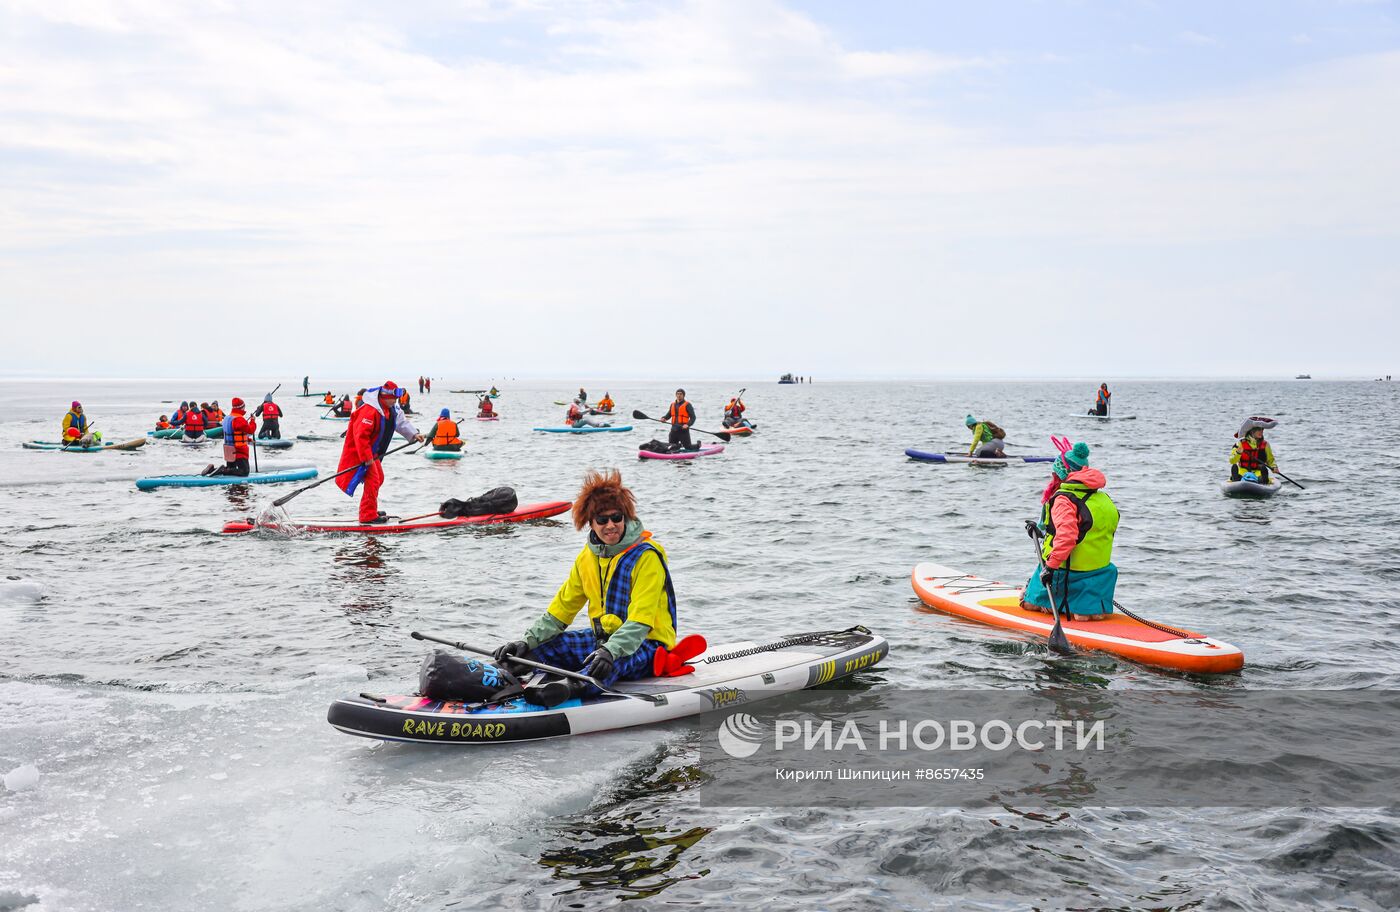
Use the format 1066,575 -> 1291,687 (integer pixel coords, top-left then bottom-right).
402,720 -> 415,734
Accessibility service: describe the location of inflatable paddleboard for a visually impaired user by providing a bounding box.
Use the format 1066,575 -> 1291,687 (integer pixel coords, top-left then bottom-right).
320,415 -> 351,422
911,563 -> 1243,674
476,416 -> 500,421
327,626 -> 887,744
136,466 -> 317,490
905,449 -> 1053,465
638,445 -> 725,460
1221,478 -> 1281,498
1073,413 -> 1137,420
254,439 -> 294,450
296,392 -> 331,398
295,433 -> 343,442
222,500 -> 572,535
723,425 -> 755,436
23,438 -> 146,452
148,427 -> 221,439
532,425 -> 632,434
423,449 -> 465,460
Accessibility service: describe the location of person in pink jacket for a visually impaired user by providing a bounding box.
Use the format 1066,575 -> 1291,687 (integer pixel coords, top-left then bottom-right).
1021,442 -> 1121,620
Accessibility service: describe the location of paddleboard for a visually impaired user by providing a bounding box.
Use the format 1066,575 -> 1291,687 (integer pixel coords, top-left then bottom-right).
136,466 -> 318,490
1221,478 -> 1281,498
911,562 -> 1243,674
905,449 -> 1053,465
321,415 -> 351,422
722,425 -> 755,436
23,438 -> 146,452
296,434 -> 342,442
148,427 -> 221,439
221,500 -> 572,535
532,425 -> 632,434
254,439 -> 294,450
423,449 -> 465,460
327,626 -> 887,744
553,400 -> 569,406
476,416 -> 500,422
638,445 -> 725,460
296,392 -> 331,398
1073,413 -> 1137,420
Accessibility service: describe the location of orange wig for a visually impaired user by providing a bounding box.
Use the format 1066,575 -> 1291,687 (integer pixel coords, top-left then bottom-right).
572,469 -> 637,530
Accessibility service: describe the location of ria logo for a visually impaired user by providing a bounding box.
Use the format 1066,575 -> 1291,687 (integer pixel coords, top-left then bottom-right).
717,712 -> 765,758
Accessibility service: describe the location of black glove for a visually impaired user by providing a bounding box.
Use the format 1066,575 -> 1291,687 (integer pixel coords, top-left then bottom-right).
1040,567 -> 1057,588
493,640 -> 528,665
1024,519 -> 1040,539
582,646 -> 615,682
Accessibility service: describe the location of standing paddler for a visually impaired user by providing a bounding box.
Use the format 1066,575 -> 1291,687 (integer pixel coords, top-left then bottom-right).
303,376 -> 310,395
494,470 -> 679,707
336,382 -> 424,525
664,388 -> 697,451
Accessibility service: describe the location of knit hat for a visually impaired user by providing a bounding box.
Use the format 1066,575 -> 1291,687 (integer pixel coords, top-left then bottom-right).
231,397 -> 245,409
965,415 -> 977,427
72,401 -> 81,409
1053,442 -> 1091,480
263,393 -> 273,402
439,408 -> 450,418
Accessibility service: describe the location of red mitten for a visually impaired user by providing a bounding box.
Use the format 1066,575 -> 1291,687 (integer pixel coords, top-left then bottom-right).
653,634 -> 708,677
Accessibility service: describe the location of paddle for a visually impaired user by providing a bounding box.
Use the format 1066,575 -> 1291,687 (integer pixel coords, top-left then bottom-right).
271,438 -> 424,508
1025,521 -> 1075,655
631,410 -> 731,442
410,631 -> 663,704
1270,468 -> 1305,490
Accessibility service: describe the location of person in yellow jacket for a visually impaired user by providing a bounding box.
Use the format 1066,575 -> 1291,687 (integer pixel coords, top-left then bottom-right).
494,469 -> 677,707
62,401 -> 95,445
1229,416 -> 1279,484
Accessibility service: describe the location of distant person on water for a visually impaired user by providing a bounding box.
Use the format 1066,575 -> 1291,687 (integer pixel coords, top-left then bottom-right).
429,408 -> 463,451
722,397 -> 748,428
155,415 -> 172,430
336,381 -> 424,524
354,389 -> 366,410
578,388 -> 588,406
1021,442 -> 1119,622
335,395 -> 353,417
965,415 -> 1006,458
425,377 -> 431,393
323,392 -> 336,406
596,393 -> 615,413
566,399 -> 586,428
665,389 -> 697,450
398,388 -> 416,416
1090,384 -> 1111,416
477,396 -> 495,418
418,376 -> 424,394
494,469 -> 679,708
253,393 -> 282,439
171,402 -> 189,427
489,386 -> 500,397
303,376 -> 310,395
202,398 -> 256,477
208,401 -> 225,423
1230,417 -> 1279,485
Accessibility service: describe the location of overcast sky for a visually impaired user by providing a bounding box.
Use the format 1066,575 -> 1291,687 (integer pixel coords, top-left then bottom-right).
2,0 -> 1398,379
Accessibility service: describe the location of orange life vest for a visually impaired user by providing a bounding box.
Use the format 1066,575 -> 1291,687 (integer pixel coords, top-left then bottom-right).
432,419 -> 460,446
666,400 -> 692,425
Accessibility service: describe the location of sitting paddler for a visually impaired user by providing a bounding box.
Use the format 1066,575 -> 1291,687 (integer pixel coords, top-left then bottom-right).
201,398 -> 257,477
183,404 -> 207,440
965,415 -> 1006,458
596,392 -> 615,413
722,396 -> 748,428
398,387 -> 416,416
1230,417 -> 1279,484
336,381 -> 424,524
170,402 -> 189,426
334,394 -> 353,417
1090,383 -> 1111,416
494,470 -> 678,707
477,396 -> 495,418
566,398 -> 585,428
155,415 -> 172,430
353,389 -> 365,410
489,386 -> 500,397
1020,442 -> 1119,622
665,389 -> 697,450
253,393 -> 282,439
429,408 -> 463,451
62,401 -> 92,442
323,392 -> 336,406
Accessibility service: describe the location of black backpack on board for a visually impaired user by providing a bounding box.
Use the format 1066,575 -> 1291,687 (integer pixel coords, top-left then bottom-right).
440,486 -> 518,519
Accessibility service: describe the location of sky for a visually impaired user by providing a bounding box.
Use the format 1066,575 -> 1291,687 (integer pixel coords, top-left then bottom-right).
2,0 -> 1398,379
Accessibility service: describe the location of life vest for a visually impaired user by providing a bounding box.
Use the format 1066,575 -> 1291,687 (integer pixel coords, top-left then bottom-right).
725,401 -> 744,418
595,542 -> 677,642
185,410 -> 206,432
156,419 -> 171,429
209,408 -> 224,422
63,410 -> 87,433
370,406 -> 397,458
479,400 -> 494,414
222,412 -> 252,449
666,400 -> 692,425
337,400 -> 352,416
323,394 -> 335,404
1096,388 -> 1110,406
432,419 -> 460,446
1237,439 -> 1269,472
261,402 -> 282,419
1040,482 -> 1119,572
598,397 -> 614,411
566,404 -> 582,422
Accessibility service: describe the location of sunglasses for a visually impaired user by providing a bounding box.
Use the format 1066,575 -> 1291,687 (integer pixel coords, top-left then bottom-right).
593,512 -> 627,526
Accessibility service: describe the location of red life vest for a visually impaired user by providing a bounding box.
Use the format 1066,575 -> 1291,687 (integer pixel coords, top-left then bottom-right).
1238,440 -> 1269,471
566,404 -> 582,422
261,402 -> 282,419
185,410 -> 206,432
479,400 -> 494,415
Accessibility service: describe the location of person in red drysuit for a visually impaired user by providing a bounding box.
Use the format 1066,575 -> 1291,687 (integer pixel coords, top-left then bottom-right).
336,382 -> 424,524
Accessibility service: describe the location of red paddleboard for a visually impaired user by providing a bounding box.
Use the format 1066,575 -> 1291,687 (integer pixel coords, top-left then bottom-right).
222,501 -> 571,534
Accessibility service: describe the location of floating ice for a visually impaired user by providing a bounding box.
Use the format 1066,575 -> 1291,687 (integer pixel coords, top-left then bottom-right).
4,764 -> 39,791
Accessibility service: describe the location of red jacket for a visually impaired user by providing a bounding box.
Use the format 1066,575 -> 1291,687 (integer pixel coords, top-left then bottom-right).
336,402 -> 416,495
224,410 -> 256,459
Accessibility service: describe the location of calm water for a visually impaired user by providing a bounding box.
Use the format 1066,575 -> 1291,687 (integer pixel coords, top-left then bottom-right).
2,378 -> 1398,911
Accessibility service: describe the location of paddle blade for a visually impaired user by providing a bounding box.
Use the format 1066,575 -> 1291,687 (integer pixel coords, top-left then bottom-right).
631,410 -> 649,420
1048,617 -> 1074,654
715,432 -> 731,442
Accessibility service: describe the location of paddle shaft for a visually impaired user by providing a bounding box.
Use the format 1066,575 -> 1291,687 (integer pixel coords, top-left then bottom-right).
1026,522 -> 1075,654
631,410 -> 731,442
1270,467 -> 1305,490
410,631 -> 661,704
271,438 -> 423,507
61,421 -> 98,450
